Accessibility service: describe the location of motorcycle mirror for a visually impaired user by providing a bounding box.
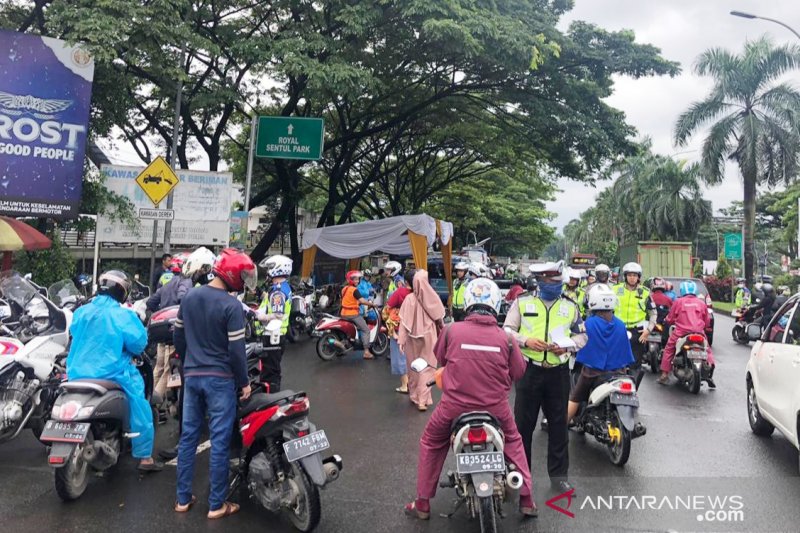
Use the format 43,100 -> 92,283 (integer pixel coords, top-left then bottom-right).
24,273 -> 32,280
410,358 -> 430,373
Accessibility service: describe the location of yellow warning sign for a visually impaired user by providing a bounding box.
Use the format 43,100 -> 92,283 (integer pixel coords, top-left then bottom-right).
135,156 -> 180,206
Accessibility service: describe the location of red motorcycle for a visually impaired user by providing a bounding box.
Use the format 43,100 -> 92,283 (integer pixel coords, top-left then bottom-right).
312,311 -> 389,361
230,377 -> 342,532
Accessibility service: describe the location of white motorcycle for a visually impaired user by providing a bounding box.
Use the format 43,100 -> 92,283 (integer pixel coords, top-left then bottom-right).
0,274 -> 73,444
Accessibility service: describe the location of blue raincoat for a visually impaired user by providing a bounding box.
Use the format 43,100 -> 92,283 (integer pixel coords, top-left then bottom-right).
66,295 -> 152,459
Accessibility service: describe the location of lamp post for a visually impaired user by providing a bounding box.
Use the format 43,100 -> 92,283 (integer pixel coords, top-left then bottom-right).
730,10 -> 800,40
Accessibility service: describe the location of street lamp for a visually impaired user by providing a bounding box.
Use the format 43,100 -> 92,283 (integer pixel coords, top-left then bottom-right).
730,10 -> 800,40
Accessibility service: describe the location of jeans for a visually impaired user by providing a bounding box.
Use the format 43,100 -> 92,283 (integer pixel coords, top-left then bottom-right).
389,338 -> 406,375
176,376 -> 236,510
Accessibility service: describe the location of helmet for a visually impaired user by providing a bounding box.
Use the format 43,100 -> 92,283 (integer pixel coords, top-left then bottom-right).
346,270 -> 362,286
622,262 -> 643,278
566,268 -> 582,280
213,248 -> 257,292
528,260 -> 564,281
595,264 -> 611,273
679,280 -> 698,297
736,277 -> 746,284
468,262 -> 487,278
169,253 -> 188,274
761,283 -> 775,296
183,247 -> 216,283
98,270 -> 132,303
362,268 -> 373,277
464,278 -> 502,316
587,285 -> 618,311
454,261 -> 470,272
651,277 -> 667,291
260,254 -> 293,279
384,261 -> 402,277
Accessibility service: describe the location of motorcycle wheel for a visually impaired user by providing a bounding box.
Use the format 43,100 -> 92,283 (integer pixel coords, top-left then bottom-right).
605,410 -> 631,466
55,441 -> 90,501
371,332 -> 390,358
687,367 -> 701,395
732,325 -> 749,345
285,463 -> 321,533
648,346 -> 659,374
316,333 -> 339,361
477,496 -> 497,533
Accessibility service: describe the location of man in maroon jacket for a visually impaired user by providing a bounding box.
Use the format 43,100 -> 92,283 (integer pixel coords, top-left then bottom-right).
405,278 -> 536,519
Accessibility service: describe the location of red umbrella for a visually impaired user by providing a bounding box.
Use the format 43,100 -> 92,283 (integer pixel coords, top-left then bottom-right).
0,216 -> 53,271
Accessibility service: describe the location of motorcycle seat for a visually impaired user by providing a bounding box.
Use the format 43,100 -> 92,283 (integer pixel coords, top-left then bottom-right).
238,389 -> 301,418
450,411 -> 500,433
61,379 -> 122,395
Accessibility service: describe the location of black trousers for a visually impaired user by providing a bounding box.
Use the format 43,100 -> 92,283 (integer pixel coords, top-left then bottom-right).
452,308 -> 466,322
259,338 -> 286,392
627,328 -> 648,369
514,363 -> 570,481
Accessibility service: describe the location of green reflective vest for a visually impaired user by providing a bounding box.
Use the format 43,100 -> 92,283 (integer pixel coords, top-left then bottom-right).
614,284 -> 650,328
256,291 -> 292,335
563,285 -> 585,314
518,296 -> 578,366
453,279 -> 467,309
158,271 -> 174,287
735,288 -> 751,307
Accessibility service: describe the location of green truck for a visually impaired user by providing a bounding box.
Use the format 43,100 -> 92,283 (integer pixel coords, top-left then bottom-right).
619,241 -> 693,278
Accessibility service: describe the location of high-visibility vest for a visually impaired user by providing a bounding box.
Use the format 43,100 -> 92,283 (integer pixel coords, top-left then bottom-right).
562,285 -> 585,313
340,286 -> 360,317
735,288 -> 751,307
453,279 -> 467,309
257,283 -> 292,335
614,284 -> 650,328
518,296 -> 578,366
158,272 -> 174,287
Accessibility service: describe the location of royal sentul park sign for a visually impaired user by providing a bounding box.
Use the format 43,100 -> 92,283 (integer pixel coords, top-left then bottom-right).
255,116 -> 324,160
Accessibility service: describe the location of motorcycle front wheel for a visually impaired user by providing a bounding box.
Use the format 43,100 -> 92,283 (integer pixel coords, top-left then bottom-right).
371,332 -> 389,358
605,411 -> 631,466
731,325 -> 749,345
285,463 -> 321,532
316,333 -> 340,361
477,496 -> 497,533
54,441 -> 90,501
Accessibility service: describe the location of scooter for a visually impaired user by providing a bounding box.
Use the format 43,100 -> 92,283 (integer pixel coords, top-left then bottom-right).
572,372 -> 646,466
313,311 -> 389,360
668,330 -> 712,394
646,322 -> 665,374
42,354 -> 156,501
410,359 -> 524,533
731,305 -> 762,345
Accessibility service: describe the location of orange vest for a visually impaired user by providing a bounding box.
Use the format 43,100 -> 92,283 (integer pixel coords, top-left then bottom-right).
341,286 -> 360,316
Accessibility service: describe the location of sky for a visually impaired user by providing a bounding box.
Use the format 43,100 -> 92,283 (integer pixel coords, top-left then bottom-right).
548,0 -> 800,231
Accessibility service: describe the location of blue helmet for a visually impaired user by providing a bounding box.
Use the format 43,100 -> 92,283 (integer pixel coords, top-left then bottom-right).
679,280 -> 697,297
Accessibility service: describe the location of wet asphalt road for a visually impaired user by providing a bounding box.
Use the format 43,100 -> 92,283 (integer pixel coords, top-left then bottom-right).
1,313 -> 799,533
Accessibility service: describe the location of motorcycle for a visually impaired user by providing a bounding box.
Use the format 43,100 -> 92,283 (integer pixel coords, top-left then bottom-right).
146,305 -> 182,415
668,330 -> 711,394
410,358 -> 524,533
287,291 -> 316,344
572,372 -> 646,466
48,279 -> 86,312
313,310 -> 389,360
229,377 -> 343,532
42,354 -> 156,501
0,273 -> 72,444
646,323 -> 665,373
731,305 -> 762,345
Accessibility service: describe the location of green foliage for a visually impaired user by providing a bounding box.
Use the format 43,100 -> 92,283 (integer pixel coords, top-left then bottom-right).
13,232 -> 76,287
692,259 -> 703,278
716,256 -> 733,279
774,274 -> 800,295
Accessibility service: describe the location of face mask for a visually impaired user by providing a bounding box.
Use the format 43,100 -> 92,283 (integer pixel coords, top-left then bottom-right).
539,281 -> 563,301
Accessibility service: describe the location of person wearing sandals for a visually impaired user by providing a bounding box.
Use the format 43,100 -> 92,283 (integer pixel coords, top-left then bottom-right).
398,270 -> 445,411
386,270 -> 414,393
405,278 -> 537,519
173,249 -> 254,519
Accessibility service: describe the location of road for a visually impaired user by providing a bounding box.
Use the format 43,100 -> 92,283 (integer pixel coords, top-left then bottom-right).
1,313 -> 799,532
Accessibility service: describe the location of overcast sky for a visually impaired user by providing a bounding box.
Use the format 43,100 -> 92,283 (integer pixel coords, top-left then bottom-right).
548,0 -> 800,231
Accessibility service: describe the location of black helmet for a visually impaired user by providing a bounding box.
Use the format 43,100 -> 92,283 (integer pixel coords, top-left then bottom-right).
98,270 -> 132,303
761,283 -> 775,297
525,276 -> 538,292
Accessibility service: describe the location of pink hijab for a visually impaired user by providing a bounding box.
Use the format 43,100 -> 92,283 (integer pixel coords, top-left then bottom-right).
399,270 -> 445,339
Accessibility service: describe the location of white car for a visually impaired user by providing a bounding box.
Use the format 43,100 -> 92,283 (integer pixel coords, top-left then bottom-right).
745,294 -> 800,471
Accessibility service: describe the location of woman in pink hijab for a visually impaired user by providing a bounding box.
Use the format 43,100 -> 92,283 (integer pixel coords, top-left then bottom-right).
398,269 -> 446,411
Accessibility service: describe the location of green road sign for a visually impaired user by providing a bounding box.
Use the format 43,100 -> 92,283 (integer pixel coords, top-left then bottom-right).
255,116 -> 324,160
724,233 -> 743,260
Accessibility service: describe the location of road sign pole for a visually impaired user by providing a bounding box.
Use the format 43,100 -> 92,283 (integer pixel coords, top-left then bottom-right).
244,114 -> 257,213
162,46 -> 184,256
149,217 -> 159,290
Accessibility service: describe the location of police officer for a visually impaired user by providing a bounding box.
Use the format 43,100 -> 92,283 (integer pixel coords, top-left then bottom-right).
504,260 -> 587,494
562,268 -> 585,315
255,255 -> 293,391
581,263 -> 612,317
614,262 -> 656,381
734,278 -> 752,308
452,261 -> 470,321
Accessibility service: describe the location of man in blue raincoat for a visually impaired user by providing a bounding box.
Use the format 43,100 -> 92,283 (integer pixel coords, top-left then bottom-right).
66,270 -> 162,472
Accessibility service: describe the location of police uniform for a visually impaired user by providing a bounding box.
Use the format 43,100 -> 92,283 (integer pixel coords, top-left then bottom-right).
452,276 -> 468,321
613,283 -> 656,370
503,292 -> 587,484
256,279 -> 292,391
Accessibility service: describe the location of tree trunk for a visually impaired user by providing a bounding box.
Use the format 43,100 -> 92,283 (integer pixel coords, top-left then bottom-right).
743,173 -> 756,286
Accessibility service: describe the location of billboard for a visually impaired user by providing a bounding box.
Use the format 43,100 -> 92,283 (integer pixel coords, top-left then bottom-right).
97,165 -> 233,246
0,30 -> 94,218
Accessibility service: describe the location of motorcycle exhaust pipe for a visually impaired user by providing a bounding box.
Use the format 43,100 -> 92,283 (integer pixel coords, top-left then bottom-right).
506,471 -> 524,491
322,454 -> 343,483
330,340 -> 350,352
82,440 -> 119,471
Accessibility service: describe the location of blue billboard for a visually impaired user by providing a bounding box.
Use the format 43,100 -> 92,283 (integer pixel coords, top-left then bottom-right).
0,30 -> 94,218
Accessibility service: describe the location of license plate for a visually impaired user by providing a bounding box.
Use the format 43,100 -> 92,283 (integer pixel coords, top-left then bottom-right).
283,430 -> 330,462
39,420 -> 90,443
611,392 -> 639,407
688,349 -> 707,360
167,372 -> 182,388
647,335 -> 662,344
456,452 -> 505,474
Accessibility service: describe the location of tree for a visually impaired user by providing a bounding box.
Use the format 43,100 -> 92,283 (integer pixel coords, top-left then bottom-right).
674,36 -> 800,285
716,255 -> 733,279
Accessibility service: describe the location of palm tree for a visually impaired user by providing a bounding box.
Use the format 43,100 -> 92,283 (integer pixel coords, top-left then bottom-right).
674,36 -> 800,284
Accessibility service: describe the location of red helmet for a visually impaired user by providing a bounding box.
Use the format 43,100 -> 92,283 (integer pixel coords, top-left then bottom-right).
213,248 -> 257,292
346,270 -> 362,286
169,254 -> 187,274
651,277 -> 667,291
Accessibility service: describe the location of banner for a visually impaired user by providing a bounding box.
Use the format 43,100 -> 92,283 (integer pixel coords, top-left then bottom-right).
0,30 -> 94,218
97,165 -> 233,246
229,211 -> 249,249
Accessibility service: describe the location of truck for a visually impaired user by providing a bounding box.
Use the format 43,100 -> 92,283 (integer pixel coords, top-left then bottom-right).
619,241 -> 693,278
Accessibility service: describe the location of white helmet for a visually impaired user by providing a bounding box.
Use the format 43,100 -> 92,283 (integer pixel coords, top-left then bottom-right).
260,254 -> 293,278
622,262 -> 642,277
529,260 -> 564,281
384,261 -> 402,277
587,285 -> 618,311
467,262 -> 485,278
464,278 -> 502,315
183,246 -> 216,281
566,268 -> 582,280
595,264 -> 611,273
454,261 -> 470,272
